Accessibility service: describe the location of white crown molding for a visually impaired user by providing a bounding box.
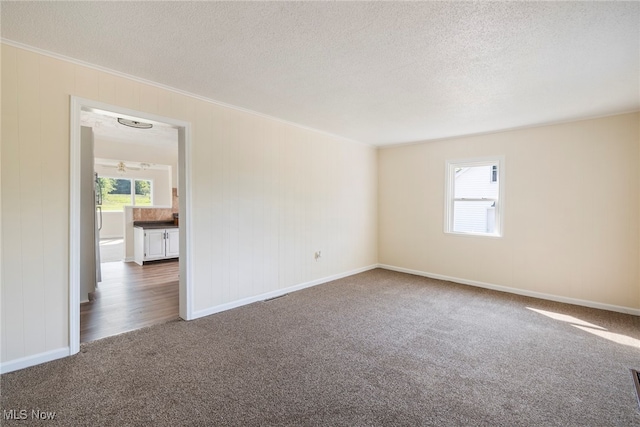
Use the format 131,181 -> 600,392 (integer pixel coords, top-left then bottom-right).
6,38 -> 634,150
1,38 -> 371,148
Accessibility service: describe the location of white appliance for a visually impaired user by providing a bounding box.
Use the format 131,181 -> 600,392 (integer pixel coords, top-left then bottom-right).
94,172 -> 102,282
79,126 -> 101,302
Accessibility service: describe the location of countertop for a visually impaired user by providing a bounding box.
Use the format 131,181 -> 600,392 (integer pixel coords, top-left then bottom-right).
133,221 -> 179,230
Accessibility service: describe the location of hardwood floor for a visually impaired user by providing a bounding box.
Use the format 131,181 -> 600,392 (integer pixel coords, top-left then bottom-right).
80,260 -> 179,343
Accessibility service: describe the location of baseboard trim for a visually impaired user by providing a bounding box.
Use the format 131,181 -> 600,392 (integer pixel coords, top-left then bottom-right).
1,265 -> 378,373
192,264 -> 379,319
1,347 -> 70,374
378,264 -> 640,316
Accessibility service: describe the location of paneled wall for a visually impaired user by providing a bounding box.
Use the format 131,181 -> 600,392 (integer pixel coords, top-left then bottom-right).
379,113 -> 640,311
1,44 -> 378,366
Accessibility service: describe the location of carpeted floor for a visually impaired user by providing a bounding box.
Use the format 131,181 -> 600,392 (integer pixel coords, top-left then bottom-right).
2,269 -> 639,426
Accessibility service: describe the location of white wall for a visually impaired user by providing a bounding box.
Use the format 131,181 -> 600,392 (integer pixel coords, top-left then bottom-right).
379,113 -> 640,312
0,44 -> 378,368
98,211 -> 124,239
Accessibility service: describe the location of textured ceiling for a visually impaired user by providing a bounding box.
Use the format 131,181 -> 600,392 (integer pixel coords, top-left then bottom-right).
2,1 -> 639,145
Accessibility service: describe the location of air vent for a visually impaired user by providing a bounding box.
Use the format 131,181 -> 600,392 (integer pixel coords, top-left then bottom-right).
263,294 -> 288,302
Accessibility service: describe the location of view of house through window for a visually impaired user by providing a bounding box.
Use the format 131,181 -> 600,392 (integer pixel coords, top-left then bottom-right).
445,157 -> 504,236
98,177 -> 152,211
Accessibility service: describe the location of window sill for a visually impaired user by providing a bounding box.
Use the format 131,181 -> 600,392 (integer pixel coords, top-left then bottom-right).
444,230 -> 503,239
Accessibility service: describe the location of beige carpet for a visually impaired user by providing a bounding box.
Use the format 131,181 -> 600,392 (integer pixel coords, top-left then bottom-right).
2,269 -> 639,426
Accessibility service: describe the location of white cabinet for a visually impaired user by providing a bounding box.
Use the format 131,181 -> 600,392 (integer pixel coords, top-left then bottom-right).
134,227 -> 179,265
165,228 -> 180,257
145,229 -> 167,260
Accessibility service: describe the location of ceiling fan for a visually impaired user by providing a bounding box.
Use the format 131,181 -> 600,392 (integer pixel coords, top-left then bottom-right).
97,161 -> 152,174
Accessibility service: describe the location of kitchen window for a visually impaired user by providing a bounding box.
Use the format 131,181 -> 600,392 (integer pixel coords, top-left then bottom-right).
444,157 -> 504,237
98,177 -> 153,211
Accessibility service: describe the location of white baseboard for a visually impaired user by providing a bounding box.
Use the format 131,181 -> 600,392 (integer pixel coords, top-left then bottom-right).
378,264 -> 640,316
192,264 -> 379,319
7,263 -> 631,375
1,265 -> 378,374
124,257 -> 134,262
1,347 -> 70,374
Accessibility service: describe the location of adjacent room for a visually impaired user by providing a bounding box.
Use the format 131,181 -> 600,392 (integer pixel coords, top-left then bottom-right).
1,2 -> 639,426
80,109 -> 181,342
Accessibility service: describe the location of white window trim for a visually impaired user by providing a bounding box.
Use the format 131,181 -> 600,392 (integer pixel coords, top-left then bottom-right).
444,156 -> 505,237
99,175 -> 154,211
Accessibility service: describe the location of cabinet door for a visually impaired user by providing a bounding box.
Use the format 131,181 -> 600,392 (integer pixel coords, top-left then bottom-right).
145,229 -> 166,260
134,227 -> 145,265
165,228 -> 180,258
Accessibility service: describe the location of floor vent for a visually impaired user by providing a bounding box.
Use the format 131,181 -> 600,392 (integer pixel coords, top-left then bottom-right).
263,294 -> 288,303
632,369 -> 640,411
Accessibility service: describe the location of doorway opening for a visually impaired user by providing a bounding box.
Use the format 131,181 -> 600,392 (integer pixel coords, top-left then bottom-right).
70,97 -> 193,354
82,256 -> 180,343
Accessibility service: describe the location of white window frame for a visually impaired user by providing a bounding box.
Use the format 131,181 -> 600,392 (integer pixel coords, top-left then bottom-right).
99,176 -> 154,211
444,156 -> 505,237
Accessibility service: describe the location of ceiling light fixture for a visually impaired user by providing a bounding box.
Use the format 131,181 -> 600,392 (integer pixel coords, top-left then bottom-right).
116,161 -> 127,174
117,118 -> 153,129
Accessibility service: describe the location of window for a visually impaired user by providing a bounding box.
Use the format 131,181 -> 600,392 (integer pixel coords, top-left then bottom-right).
98,177 -> 153,211
445,157 -> 504,236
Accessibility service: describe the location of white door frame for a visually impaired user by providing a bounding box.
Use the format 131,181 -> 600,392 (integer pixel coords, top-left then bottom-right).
69,96 -> 194,355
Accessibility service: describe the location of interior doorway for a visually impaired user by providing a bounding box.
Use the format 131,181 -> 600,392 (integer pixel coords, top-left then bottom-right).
81,109 -> 180,342
70,97 -> 193,354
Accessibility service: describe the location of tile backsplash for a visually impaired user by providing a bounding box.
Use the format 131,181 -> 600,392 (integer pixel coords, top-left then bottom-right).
132,188 -> 178,221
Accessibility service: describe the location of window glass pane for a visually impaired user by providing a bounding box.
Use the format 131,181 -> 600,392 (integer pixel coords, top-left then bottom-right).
454,165 -> 499,199
101,178 -> 132,211
134,180 -> 152,206
453,200 -> 496,234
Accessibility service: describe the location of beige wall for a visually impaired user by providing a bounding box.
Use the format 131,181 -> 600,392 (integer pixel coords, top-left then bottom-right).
379,113 -> 640,311
1,44 -> 378,365
2,41 -> 636,371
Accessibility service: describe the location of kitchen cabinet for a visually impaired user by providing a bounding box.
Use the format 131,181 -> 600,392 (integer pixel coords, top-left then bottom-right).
133,225 -> 179,265
165,228 -> 180,257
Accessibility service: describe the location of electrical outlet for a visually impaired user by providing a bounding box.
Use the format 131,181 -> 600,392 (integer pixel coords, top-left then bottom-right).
314,250 -> 322,261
